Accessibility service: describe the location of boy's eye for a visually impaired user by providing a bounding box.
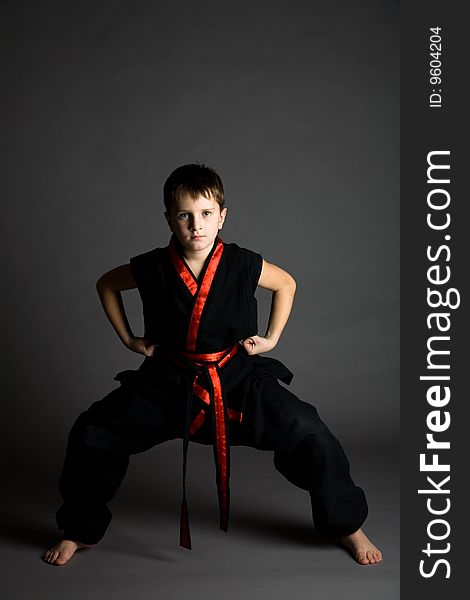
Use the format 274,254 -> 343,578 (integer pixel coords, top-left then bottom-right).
176,210 -> 212,220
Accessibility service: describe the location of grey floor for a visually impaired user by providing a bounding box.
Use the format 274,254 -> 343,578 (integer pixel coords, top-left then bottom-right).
1,442 -> 399,600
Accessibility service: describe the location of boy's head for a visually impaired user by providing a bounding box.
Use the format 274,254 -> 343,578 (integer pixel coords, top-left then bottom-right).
164,163 -> 227,253
163,163 -> 224,212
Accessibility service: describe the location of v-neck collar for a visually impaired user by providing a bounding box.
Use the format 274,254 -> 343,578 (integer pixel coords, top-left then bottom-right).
168,234 -> 225,351
170,234 -> 221,286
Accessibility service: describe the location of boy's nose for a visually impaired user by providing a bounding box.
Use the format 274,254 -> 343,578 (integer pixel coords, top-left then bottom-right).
190,218 -> 202,231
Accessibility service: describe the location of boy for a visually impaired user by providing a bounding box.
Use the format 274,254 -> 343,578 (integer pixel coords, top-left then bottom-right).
43,163 -> 382,566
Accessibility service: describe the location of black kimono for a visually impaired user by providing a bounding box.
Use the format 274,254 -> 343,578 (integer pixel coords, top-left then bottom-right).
55,236 -> 368,548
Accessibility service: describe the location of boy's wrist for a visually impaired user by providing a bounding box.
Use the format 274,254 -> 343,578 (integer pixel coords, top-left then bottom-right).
121,333 -> 134,347
265,332 -> 280,345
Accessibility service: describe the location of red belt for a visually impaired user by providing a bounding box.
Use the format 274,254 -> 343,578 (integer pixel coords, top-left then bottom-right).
164,342 -> 240,549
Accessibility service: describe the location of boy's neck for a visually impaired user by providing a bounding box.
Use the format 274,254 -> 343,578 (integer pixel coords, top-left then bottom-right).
174,235 -> 219,264
182,247 -> 212,263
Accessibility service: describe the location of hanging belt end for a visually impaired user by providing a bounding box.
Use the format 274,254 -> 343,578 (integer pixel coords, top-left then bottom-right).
220,513 -> 229,533
179,499 -> 192,550
179,535 -> 192,550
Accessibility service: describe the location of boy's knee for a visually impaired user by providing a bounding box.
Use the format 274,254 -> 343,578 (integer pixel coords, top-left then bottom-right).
285,406 -> 331,449
298,430 -> 348,464
68,416 -> 108,450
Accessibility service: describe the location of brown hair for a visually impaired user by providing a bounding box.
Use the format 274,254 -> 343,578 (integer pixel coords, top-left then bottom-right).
163,163 -> 225,211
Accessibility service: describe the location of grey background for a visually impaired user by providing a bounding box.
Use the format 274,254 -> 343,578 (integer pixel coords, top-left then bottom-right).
1,1 -> 399,598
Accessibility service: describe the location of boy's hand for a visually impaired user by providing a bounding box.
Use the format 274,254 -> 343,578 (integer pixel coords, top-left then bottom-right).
240,335 -> 277,356
126,336 -> 156,357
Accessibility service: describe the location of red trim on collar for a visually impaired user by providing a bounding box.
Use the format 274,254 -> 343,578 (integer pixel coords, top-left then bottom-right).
168,236 -> 225,351
168,239 -> 198,296
186,240 -> 224,351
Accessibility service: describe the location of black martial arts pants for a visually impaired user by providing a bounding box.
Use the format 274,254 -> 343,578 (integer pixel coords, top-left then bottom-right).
55,376 -> 368,545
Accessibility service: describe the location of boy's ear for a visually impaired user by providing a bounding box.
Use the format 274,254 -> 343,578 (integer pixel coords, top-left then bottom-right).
164,211 -> 173,231
218,207 -> 228,229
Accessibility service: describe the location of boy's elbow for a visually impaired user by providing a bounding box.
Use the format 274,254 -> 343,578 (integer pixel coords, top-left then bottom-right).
281,273 -> 296,294
96,275 -> 110,292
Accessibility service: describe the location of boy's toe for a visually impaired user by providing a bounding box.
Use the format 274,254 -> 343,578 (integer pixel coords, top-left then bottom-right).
357,552 -> 368,564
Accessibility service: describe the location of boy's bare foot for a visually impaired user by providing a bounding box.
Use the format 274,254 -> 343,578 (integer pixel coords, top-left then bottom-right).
339,528 -> 382,565
42,539 -> 93,566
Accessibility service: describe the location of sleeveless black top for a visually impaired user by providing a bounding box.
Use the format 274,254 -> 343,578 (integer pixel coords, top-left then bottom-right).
129,238 -> 263,353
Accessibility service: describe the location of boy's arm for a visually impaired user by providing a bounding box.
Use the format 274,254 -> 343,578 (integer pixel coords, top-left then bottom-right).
242,260 -> 296,356
96,264 -> 155,356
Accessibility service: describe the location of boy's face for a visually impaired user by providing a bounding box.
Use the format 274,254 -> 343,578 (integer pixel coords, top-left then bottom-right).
165,192 -> 227,254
